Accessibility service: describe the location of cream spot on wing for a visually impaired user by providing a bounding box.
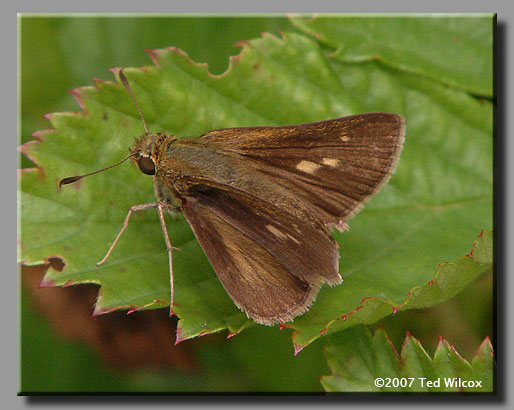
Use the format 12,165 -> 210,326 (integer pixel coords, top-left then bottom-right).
296,160 -> 321,174
340,135 -> 350,142
266,225 -> 287,240
266,225 -> 300,244
286,234 -> 300,245
322,158 -> 340,167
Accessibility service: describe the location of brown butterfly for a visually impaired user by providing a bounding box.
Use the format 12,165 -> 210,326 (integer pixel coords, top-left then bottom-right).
61,70 -> 405,325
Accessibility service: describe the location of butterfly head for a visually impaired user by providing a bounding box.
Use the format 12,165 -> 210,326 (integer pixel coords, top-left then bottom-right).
129,133 -> 156,175
130,133 -> 177,176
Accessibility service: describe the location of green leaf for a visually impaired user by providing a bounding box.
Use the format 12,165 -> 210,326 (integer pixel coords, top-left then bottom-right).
320,326 -> 494,393
291,230 -> 492,352
19,26 -> 492,346
290,15 -> 494,97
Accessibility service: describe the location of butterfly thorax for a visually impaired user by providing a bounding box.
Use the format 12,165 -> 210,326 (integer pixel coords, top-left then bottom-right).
129,133 -> 239,201
154,138 -> 254,197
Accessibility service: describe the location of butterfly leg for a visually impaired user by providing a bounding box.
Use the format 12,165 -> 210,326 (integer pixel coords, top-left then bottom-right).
97,202 -> 161,266
97,201 -> 180,313
153,203 -> 177,315
97,202 -> 179,266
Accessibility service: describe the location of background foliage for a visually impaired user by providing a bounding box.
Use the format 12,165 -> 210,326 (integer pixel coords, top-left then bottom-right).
19,15 -> 493,393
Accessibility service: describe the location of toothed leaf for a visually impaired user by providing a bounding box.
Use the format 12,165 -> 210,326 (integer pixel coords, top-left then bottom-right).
20,20 -> 492,346
320,326 -> 494,392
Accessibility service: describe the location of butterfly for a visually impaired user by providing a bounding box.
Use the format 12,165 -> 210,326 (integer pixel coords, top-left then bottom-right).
61,69 -> 405,325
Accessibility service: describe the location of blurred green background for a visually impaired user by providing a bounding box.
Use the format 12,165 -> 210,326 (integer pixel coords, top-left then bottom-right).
19,15 -> 493,393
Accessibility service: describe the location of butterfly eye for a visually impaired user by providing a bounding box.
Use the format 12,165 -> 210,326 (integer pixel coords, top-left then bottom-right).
137,156 -> 156,175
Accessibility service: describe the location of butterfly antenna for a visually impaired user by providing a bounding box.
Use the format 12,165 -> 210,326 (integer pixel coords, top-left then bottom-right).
59,153 -> 136,188
119,68 -> 149,133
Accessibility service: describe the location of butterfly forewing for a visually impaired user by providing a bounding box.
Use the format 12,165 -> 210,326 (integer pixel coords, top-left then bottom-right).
199,113 -> 405,230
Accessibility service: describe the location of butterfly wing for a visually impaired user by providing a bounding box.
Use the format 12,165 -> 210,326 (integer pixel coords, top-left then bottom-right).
198,113 -> 405,230
180,185 -> 341,325
160,113 -> 404,323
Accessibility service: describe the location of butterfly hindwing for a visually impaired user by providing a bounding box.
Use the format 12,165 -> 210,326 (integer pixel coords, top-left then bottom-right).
190,185 -> 341,286
181,194 -> 329,325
